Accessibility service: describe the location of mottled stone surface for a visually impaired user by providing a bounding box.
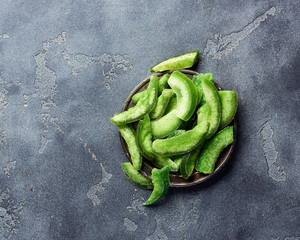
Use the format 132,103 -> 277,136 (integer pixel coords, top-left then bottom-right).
0,1 -> 299,239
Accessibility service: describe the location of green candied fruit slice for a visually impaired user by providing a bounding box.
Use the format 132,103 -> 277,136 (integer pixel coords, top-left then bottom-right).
192,73 -> 214,105
168,130 -> 186,171
151,156 -> 179,172
168,71 -> 198,121
218,91 -> 238,129
149,50 -> 199,72
132,73 -> 170,104
118,124 -> 142,171
143,166 -> 170,206
195,126 -> 234,174
149,89 -> 175,120
151,111 -> 182,139
168,129 -> 186,138
136,115 -> 180,172
152,122 -> 209,156
121,162 -> 153,190
197,78 -> 221,139
136,115 -> 155,160
180,139 -> 205,180
164,96 -> 177,115
110,74 -> 158,125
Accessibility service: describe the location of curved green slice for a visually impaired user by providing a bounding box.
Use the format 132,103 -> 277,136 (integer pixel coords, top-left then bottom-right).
164,96 -> 177,115
136,115 -> 180,172
195,126 -> 234,174
150,89 -> 175,120
149,50 -> 199,72
152,156 -> 179,172
168,130 -> 186,171
118,124 -> 142,170
151,111 -> 182,139
136,115 -> 155,160
168,129 -> 186,138
219,91 -> 238,129
121,162 -> 153,190
132,73 -> 170,104
197,78 -> 221,139
168,71 -> 198,121
193,73 -> 214,105
152,122 -> 209,156
110,75 -> 158,125
180,139 -> 204,180
143,166 -> 170,206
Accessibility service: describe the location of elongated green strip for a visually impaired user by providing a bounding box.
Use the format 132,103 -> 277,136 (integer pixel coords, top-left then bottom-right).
152,156 -> 179,172
136,115 -> 179,172
168,71 -> 198,121
180,140 -> 204,179
150,89 -> 175,120
136,115 -> 155,160
193,73 -> 214,105
218,91 -> 238,129
149,50 -> 199,72
168,130 -> 186,171
118,125 -> 142,170
197,104 -> 210,124
168,129 -> 186,138
174,156 -> 183,169
152,129 -> 186,172
144,166 -> 170,206
164,96 -> 177,115
196,126 -> 234,174
110,75 -> 158,125
197,78 -> 221,139
132,73 -> 170,104
151,111 -> 182,139
121,162 -> 153,190
152,122 -> 209,156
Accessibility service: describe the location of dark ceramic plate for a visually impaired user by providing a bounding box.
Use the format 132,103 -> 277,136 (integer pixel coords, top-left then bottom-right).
120,69 -> 237,187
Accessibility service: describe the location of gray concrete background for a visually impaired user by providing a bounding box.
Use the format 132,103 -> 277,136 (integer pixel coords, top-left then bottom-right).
0,1 -> 299,239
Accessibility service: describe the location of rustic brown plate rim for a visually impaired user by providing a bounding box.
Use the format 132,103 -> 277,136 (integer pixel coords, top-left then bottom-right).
120,69 -> 237,188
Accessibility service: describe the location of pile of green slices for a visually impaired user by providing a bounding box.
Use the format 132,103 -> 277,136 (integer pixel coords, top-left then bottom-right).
110,50 -> 238,205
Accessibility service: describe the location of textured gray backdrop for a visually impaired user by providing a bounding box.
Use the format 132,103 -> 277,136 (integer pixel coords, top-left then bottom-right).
0,1 -> 299,239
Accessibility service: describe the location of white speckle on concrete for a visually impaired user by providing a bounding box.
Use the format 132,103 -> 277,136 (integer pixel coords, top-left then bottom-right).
260,121 -> 286,181
34,32 -> 67,154
3,159 -> 16,177
0,34 -> 10,39
0,188 -> 23,239
61,50 -> 132,82
127,198 -> 147,216
145,215 -> 168,240
79,136 -> 98,161
87,163 -> 112,206
124,218 -> 138,232
204,7 -> 276,59
105,83 -> 111,90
